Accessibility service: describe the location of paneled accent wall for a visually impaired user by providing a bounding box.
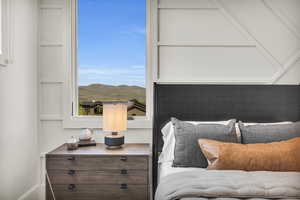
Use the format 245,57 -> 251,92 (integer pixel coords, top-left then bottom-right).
38,0 -> 300,154
39,0 -> 66,154
155,0 -> 300,83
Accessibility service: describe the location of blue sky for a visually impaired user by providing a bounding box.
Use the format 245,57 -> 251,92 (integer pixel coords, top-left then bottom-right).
78,0 -> 146,87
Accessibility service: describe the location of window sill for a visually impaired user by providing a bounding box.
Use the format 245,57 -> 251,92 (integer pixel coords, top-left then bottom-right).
63,116 -> 153,129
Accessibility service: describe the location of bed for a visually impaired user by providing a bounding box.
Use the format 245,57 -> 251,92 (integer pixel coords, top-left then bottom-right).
157,162 -> 300,200
152,84 -> 300,200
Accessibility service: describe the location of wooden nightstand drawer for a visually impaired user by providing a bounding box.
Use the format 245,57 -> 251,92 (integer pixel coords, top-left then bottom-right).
47,169 -> 148,185
46,155 -> 148,170
46,144 -> 151,200
48,184 -> 148,200
120,184 -> 148,200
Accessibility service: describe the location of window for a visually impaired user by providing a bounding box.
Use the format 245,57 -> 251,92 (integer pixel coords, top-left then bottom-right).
75,0 -> 147,117
64,0 -> 152,128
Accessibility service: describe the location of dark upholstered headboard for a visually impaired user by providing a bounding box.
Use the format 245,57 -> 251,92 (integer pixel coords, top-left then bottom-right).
152,83 -> 300,192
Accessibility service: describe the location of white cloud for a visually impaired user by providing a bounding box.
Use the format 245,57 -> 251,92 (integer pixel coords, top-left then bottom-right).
130,65 -> 145,69
132,27 -> 146,35
121,26 -> 146,37
78,65 -> 145,87
79,65 -> 145,75
79,69 -> 106,75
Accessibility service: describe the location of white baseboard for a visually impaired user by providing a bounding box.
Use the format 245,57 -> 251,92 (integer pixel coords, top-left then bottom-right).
18,184 -> 40,200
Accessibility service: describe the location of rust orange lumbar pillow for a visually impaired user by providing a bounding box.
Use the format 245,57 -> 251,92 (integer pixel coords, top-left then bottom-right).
198,137 -> 300,172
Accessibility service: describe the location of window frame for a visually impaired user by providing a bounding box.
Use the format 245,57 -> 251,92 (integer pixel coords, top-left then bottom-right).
0,0 -> 13,67
63,0 -> 153,129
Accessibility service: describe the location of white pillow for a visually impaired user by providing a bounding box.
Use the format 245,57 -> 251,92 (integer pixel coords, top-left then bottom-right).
158,119 -> 234,164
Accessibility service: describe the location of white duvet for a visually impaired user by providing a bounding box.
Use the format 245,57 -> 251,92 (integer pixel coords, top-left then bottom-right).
156,162 -> 300,200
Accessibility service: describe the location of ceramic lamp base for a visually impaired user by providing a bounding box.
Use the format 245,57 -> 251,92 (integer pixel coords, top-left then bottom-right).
105,133 -> 124,149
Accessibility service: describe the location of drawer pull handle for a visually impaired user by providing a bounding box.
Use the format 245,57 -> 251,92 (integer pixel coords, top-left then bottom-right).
120,156 -> 127,162
68,170 -> 76,175
67,156 -> 75,161
120,184 -> 128,190
120,169 -> 128,175
68,184 -> 76,191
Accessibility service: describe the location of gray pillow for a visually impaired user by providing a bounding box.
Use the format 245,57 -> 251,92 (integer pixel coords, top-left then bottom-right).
239,121 -> 300,144
172,118 -> 238,168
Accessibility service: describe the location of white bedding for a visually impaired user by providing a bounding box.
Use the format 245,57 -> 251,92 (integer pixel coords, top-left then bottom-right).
157,162 -> 300,200
158,161 -> 207,183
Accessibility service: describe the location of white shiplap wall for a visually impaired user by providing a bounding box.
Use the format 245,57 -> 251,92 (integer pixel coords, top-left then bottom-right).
38,0 -> 300,154
156,0 -> 300,83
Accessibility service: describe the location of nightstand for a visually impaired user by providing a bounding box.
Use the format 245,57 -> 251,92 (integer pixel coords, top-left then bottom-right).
46,143 -> 151,200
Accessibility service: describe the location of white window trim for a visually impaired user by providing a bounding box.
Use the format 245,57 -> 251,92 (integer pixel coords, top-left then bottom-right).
0,0 -> 13,67
63,0 -> 154,129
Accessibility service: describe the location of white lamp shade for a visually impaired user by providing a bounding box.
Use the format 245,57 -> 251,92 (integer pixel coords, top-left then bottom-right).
103,102 -> 127,132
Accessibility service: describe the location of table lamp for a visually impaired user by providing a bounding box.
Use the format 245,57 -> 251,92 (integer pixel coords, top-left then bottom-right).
103,102 -> 128,149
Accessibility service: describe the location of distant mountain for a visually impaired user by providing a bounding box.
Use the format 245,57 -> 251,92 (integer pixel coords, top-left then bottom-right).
79,84 -> 146,104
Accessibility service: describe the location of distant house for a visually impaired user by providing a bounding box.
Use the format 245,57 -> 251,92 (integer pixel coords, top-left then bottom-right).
79,99 -> 146,116
127,99 -> 146,116
80,101 -> 103,115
